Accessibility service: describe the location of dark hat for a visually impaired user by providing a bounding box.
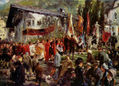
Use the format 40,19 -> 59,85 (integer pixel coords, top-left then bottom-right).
75,58 -> 83,65
102,63 -> 108,70
14,61 -> 21,66
93,60 -> 100,66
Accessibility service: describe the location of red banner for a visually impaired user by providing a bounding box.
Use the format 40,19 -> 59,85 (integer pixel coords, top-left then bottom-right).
102,31 -> 111,42
67,14 -> 74,37
23,25 -> 55,35
87,12 -> 90,35
78,16 -> 84,34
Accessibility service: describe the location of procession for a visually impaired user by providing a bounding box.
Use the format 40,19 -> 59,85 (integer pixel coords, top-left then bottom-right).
0,0 -> 119,86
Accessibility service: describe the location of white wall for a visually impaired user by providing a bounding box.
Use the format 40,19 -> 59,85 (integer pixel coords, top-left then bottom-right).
0,18 -> 7,40
111,25 -> 118,36
26,13 -> 45,29
25,13 -> 59,30
108,1 -> 119,24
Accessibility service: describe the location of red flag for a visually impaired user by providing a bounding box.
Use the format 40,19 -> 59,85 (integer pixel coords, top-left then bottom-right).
67,14 -> 79,43
87,12 -> 90,35
102,31 -> 111,42
78,16 -> 84,34
67,14 -> 74,37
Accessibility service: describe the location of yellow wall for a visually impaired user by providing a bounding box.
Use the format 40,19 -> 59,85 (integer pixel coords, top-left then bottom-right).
0,18 -> 7,40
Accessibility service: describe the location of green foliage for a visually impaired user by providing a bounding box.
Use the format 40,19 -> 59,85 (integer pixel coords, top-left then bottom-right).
18,0 -> 36,6
79,0 -> 105,32
0,0 -> 38,16
62,50 -> 99,63
89,0 -> 102,27
0,0 -> 85,16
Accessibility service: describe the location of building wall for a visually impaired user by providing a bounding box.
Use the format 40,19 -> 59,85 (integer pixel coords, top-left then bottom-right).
22,13 -> 62,43
107,1 -> 119,36
108,1 -> 119,24
25,13 -> 59,29
0,17 -> 7,40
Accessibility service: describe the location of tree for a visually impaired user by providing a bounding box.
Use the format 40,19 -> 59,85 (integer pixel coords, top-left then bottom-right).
79,0 -> 119,34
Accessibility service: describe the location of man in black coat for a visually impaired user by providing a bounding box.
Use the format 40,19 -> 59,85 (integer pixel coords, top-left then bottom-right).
69,35 -> 76,60
64,35 -> 69,54
109,33 -> 117,49
14,61 -> 25,86
71,58 -> 84,86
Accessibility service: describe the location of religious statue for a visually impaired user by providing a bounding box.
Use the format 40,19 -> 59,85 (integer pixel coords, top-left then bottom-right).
95,21 -> 100,45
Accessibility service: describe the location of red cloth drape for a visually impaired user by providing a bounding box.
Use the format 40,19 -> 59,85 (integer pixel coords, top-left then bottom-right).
102,31 -> 111,42
78,16 -> 84,34
23,25 -> 55,35
45,42 -> 50,62
87,12 -> 90,35
52,42 -> 56,56
23,44 -> 30,55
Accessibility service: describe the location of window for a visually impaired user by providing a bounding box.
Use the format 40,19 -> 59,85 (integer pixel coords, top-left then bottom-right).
32,20 -> 34,26
26,20 -> 31,26
37,21 -> 41,26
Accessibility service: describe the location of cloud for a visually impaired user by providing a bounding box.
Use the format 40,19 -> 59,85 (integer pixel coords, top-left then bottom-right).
6,0 -> 9,3
0,2 -> 4,5
0,0 -> 9,5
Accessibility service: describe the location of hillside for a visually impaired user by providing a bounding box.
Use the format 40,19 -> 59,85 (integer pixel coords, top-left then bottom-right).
0,0 -> 39,16
0,0 -> 85,17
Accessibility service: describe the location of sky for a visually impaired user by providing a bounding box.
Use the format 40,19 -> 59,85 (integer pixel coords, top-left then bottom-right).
0,0 -> 9,5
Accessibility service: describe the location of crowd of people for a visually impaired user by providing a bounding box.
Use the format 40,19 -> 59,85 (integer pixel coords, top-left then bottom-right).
0,34 -> 119,86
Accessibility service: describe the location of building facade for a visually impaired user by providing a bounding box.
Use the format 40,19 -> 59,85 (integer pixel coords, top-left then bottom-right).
0,17 -> 7,40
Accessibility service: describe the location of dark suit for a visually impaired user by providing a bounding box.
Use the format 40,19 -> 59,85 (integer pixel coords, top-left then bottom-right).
72,66 -> 84,86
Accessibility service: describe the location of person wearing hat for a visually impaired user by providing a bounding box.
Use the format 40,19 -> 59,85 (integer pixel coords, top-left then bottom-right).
35,63 -> 43,86
109,32 -> 117,50
56,56 -> 73,83
53,49 -> 61,81
87,50 -> 95,64
83,62 -> 92,86
101,63 -> 109,86
13,61 -> 25,86
106,69 -> 116,86
64,35 -> 69,54
101,63 -> 117,86
69,35 -> 77,60
71,58 -> 84,86
23,52 -> 32,80
59,68 -> 74,86
85,61 -> 102,86
92,61 -> 102,86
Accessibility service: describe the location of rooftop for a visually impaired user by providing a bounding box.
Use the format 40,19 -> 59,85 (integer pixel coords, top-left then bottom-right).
11,4 -> 66,17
